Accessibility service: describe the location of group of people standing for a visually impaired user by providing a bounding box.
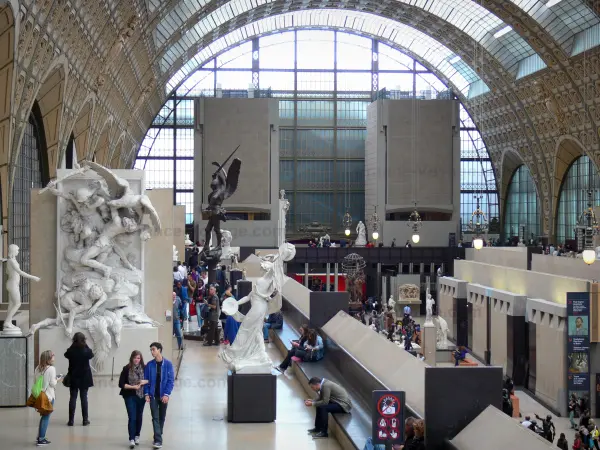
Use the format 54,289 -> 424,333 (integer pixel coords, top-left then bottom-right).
31,337 -> 174,449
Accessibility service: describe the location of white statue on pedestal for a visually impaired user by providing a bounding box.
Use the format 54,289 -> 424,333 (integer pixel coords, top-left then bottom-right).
185,234 -> 193,247
433,316 -> 449,349
2,245 -> 40,335
219,242 -> 296,373
278,190 -> 290,247
425,288 -> 435,324
388,295 -> 396,320
173,245 -> 179,262
355,221 -> 367,246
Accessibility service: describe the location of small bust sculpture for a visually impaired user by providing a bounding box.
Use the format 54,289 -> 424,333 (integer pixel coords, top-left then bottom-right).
279,189 -> 286,200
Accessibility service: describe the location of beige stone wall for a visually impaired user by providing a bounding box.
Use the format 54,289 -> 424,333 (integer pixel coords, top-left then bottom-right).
470,293 -> 487,361
30,189 -> 57,360
465,247 -> 528,270
455,260 -> 589,305
144,189 -> 175,357
535,315 -> 566,413
173,205 -> 185,264
490,306 -> 507,371
438,288 -> 455,340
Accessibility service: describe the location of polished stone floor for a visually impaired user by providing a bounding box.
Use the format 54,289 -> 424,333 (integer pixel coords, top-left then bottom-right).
0,340 -> 341,450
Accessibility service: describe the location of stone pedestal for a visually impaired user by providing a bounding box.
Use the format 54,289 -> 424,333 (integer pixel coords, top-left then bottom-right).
227,371 -> 277,422
422,322 -> 437,365
0,335 -> 33,406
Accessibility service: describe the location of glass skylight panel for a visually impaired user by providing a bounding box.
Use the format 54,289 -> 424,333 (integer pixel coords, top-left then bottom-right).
572,23 -> 600,56
165,10 -> 485,97
507,0 -> 598,48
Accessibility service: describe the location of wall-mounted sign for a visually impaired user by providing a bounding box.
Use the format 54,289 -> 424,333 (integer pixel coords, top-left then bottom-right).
372,391 -> 405,445
567,292 -> 590,410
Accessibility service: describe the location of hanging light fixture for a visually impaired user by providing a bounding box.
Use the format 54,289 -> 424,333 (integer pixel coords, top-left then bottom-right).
343,210 -> 353,237
468,195 -> 488,250
578,190 -> 598,265
370,206 -> 380,241
406,203 -> 422,244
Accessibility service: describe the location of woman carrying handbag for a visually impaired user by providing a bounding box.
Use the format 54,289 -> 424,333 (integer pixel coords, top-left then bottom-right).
64,332 -> 94,426
33,350 -> 63,446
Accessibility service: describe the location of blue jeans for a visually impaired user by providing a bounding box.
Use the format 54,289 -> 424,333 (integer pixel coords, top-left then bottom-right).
149,397 -> 168,445
173,318 -> 182,349
38,399 -> 54,440
124,395 -> 145,441
263,323 -> 272,340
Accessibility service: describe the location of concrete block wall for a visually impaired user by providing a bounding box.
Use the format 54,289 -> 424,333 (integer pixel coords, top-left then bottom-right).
527,298 -> 567,415
194,98 -> 280,247
455,259 -> 589,305
467,284 -> 489,362
465,247 -> 528,270
365,99 -> 460,245
439,277 -> 468,341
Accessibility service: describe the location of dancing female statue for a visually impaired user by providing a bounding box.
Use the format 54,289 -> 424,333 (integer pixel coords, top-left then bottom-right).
3,244 -> 40,335
219,242 -> 296,372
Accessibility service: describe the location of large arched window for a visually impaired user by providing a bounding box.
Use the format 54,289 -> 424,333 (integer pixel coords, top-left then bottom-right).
503,165 -> 540,240
556,156 -> 600,245
10,101 -> 48,305
136,31 -> 498,236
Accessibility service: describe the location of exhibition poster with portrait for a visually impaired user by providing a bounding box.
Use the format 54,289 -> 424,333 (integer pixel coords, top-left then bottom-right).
567,292 -> 590,407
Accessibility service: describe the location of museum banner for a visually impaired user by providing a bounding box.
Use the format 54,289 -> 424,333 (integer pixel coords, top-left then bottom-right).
567,292 -> 590,408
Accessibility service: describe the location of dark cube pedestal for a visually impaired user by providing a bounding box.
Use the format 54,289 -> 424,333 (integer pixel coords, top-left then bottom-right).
227,371 -> 277,423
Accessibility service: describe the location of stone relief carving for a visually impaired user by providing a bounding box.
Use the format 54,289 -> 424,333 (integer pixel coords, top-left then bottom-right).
398,284 -> 420,302
29,161 -> 160,372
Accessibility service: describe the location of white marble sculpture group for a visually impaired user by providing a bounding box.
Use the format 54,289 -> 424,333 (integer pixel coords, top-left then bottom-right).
28,161 -> 161,371
219,242 -> 296,373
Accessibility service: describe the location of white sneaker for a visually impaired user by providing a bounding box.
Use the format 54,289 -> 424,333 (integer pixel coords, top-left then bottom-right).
134,436 -> 140,445
129,440 -> 135,449
153,443 -> 163,449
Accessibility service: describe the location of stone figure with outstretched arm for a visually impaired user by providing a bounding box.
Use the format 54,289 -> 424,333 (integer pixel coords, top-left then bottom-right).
3,244 -> 40,335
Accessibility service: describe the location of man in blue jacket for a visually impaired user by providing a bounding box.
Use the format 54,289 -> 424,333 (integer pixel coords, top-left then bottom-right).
144,342 -> 175,449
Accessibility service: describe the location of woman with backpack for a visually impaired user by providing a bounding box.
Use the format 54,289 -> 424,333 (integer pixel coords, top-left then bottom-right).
64,332 -> 94,426
34,350 -> 63,446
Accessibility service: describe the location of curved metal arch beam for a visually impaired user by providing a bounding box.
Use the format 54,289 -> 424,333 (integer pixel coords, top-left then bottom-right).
150,0 -> 538,77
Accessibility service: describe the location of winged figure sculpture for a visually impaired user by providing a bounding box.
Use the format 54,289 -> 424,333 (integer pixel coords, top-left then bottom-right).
204,146 -> 242,251
85,161 -> 162,233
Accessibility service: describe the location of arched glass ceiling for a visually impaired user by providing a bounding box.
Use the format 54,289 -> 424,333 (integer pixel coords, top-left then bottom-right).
507,0 -> 598,52
165,11 -> 486,97
153,0 -> 539,76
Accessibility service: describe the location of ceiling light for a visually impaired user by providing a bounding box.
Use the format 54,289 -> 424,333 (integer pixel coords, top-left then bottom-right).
546,0 -> 562,6
449,55 -> 461,64
345,228 -> 351,237
412,234 -> 420,244
372,231 -> 379,241
493,26 -> 512,39
583,249 -> 596,265
473,238 -> 484,250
